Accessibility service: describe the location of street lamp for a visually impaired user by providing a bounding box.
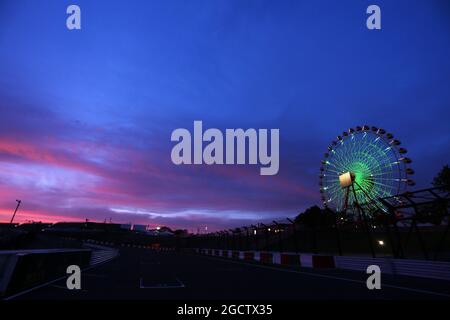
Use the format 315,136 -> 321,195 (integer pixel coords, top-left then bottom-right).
10,200 -> 22,225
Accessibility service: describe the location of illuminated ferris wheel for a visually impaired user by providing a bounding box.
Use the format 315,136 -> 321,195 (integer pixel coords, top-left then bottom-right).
319,125 -> 415,213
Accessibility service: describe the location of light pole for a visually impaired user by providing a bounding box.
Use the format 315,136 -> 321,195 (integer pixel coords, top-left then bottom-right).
273,221 -> 283,252
10,199 -> 22,226
287,218 -> 299,253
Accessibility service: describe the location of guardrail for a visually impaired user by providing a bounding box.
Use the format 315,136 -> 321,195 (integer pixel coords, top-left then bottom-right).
192,248 -> 450,281
334,256 -> 450,280
0,248 -> 91,297
82,242 -> 119,266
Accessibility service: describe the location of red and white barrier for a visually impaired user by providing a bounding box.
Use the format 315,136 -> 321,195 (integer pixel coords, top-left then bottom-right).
194,248 -> 335,269
259,252 -> 273,264
243,251 -> 255,261
231,251 -> 241,259
280,253 -> 301,266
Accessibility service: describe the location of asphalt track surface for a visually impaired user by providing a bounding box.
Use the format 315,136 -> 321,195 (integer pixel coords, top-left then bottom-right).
9,247 -> 450,300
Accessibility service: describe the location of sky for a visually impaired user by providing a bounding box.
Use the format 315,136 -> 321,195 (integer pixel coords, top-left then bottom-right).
0,0 -> 449,231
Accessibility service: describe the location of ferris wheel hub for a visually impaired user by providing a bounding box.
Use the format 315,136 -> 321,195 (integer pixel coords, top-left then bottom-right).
339,172 -> 355,188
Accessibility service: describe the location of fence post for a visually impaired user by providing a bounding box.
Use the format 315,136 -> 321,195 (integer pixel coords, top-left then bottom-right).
287,218 -> 299,254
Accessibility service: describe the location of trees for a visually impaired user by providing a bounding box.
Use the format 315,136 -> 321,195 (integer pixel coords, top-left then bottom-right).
295,205 -> 335,228
174,229 -> 188,236
432,164 -> 450,191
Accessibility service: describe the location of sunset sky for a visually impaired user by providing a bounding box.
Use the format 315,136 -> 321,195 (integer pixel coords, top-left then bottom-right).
0,0 -> 449,231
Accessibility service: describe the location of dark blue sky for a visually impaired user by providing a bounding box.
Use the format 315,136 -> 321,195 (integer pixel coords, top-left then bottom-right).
0,0 -> 449,230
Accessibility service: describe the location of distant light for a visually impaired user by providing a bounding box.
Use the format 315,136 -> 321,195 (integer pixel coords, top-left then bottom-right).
253,230 -> 257,235
156,226 -> 161,230
378,240 -> 384,246
268,228 -> 271,232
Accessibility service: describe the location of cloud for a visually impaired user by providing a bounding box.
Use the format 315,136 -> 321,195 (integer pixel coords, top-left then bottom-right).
0,96 -> 315,229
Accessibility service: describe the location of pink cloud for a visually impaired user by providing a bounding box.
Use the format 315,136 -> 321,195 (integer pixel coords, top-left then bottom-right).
0,125 -> 317,229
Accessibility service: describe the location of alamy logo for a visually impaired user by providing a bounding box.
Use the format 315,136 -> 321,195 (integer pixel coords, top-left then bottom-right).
171,121 -> 279,175
66,265 -> 81,290
64,5 -> 379,32
66,5 -> 81,30
366,5 -> 381,30
366,265 -> 381,290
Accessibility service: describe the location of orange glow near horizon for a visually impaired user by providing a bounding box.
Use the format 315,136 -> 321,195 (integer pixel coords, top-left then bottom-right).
0,209 -> 166,229
0,209 -> 84,224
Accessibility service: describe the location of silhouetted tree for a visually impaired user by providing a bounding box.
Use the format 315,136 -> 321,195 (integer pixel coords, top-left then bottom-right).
295,205 -> 335,228
174,229 -> 188,236
158,226 -> 173,233
432,165 -> 450,191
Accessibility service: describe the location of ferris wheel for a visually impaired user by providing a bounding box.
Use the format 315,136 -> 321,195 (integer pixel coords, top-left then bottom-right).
319,125 -> 415,213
